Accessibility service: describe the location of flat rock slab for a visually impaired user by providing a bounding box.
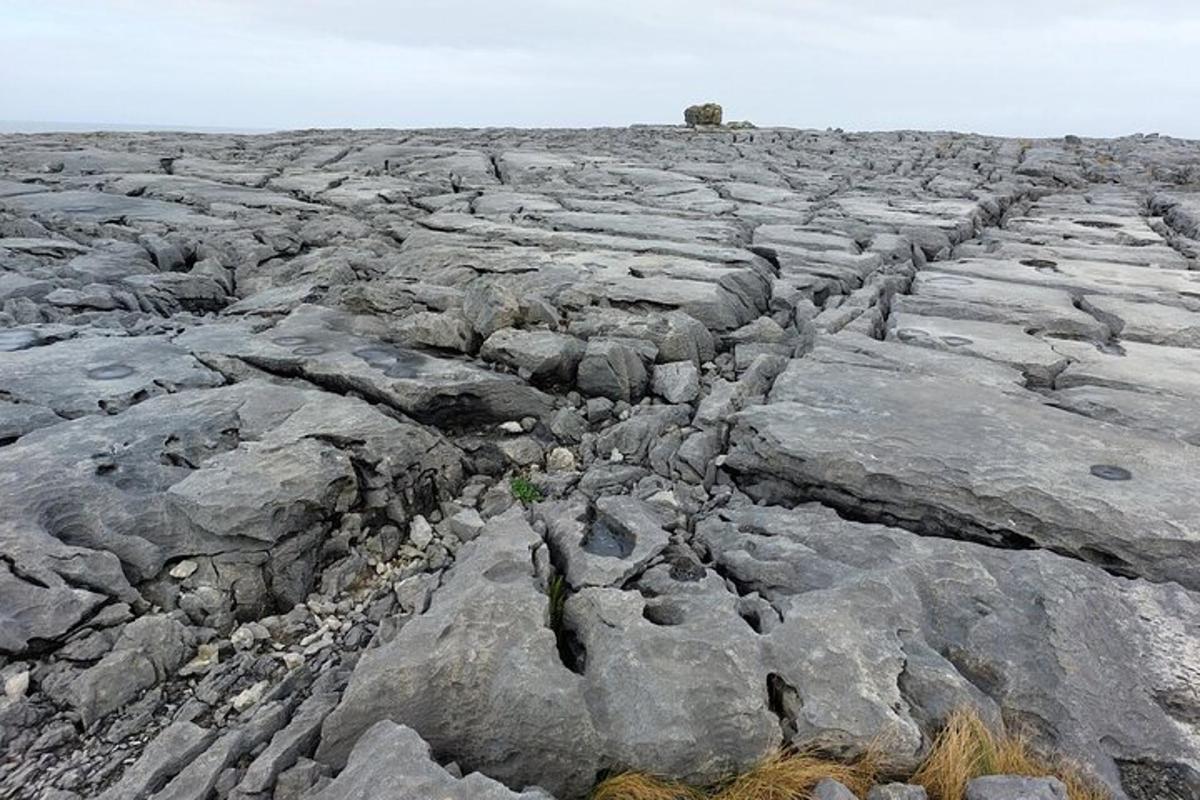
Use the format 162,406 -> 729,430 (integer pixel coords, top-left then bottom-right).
0,334 -> 224,420
1053,338 -> 1200,400
1080,294 -> 1200,348
887,312 -> 1070,386
728,357 -> 1200,588
930,255 -> 1200,306
696,502 -> 1200,797
1049,385 -> 1200,445
176,304 -> 553,424
894,271 -> 1109,339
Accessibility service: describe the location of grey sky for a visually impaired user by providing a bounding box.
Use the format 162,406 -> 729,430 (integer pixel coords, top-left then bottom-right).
4,1 -> 1198,137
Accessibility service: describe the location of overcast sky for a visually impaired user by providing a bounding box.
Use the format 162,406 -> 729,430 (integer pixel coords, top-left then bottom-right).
4,1 -> 1198,137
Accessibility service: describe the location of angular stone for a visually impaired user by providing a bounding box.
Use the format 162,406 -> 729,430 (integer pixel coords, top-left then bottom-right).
311,721 -> 553,799
651,361 -> 701,403
867,785 -> 927,800
481,328 -> 584,383
236,692 -> 337,794
97,721 -> 214,800
814,778 -> 861,800
44,615 -> 194,725
966,775 -> 1068,800
576,338 -> 656,402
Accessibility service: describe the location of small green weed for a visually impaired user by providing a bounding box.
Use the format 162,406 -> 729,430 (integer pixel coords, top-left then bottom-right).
510,475 -> 543,504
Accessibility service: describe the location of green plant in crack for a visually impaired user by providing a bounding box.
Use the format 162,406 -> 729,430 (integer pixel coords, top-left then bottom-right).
510,475 -> 543,504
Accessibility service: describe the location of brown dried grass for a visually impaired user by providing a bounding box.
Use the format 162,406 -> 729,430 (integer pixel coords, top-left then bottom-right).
910,708 -> 1110,800
590,708 -> 1111,800
590,748 -> 879,800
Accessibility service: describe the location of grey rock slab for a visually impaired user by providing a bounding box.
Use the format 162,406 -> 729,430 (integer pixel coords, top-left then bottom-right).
175,304 -> 553,424
531,209 -> 745,247
566,577 -> 780,784
1052,338 -> 1200,400
887,312 -> 1070,386
695,502 -> 1200,798
317,507 -> 601,799
806,332 -> 1028,391
1080,294 -> 1200,348
966,775 -> 1068,800
567,308 -> 715,364
730,358 -> 1200,588
0,398 -> 61,443
392,309 -> 476,353
536,495 -> 672,590
894,271 -> 1110,339
0,188 -> 218,226
1006,213 -> 1165,247
96,720 -> 214,800
150,729 -> 249,800
595,404 -> 691,464
0,334 -> 224,419
310,721 -> 554,800
961,234 -> 1191,271
1049,385 -> 1200,445
930,255 -> 1200,307
0,548 -> 121,655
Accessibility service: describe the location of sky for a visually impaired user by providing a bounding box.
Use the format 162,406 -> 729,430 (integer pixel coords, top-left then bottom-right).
3,1 -> 1199,137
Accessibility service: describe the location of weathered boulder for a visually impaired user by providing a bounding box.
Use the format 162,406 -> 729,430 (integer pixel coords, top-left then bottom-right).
684,103 -> 723,126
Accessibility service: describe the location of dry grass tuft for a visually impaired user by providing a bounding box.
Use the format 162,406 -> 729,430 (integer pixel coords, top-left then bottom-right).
911,708 -> 1110,800
591,708 -> 1110,800
590,749 -> 878,800
710,750 -> 879,800
590,772 -> 704,800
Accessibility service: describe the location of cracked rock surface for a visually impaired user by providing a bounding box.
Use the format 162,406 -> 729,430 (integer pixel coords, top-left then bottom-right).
1,126 -> 1198,800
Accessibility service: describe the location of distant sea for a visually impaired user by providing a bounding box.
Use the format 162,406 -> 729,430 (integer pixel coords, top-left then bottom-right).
0,120 -> 276,134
